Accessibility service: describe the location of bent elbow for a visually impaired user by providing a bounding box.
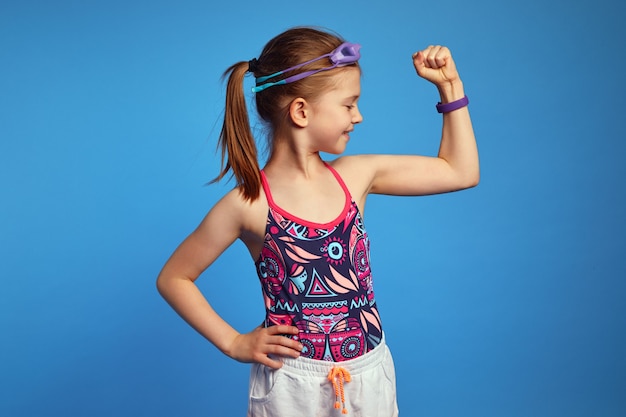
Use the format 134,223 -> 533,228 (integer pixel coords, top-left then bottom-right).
458,169 -> 480,190
156,272 -> 171,297
468,171 -> 480,188
156,274 -> 166,296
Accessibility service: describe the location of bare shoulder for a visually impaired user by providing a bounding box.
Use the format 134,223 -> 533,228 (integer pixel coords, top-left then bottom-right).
328,155 -> 378,207
160,187 -> 269,282
200,187 -> 267,238
208,186 -> 269,256
330,154 -> 387,177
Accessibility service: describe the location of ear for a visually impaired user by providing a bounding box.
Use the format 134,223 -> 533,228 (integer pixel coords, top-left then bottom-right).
288,97 -> 309,128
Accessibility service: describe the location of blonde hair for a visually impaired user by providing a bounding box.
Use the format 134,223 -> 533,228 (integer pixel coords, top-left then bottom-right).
212,27 -> 358,201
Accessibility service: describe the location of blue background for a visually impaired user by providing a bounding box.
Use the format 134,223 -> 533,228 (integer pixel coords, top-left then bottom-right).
2,0 -> 625,416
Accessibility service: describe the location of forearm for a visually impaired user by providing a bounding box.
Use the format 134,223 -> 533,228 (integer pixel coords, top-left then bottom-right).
437,80 -> 480,187
157,275 -> 240,357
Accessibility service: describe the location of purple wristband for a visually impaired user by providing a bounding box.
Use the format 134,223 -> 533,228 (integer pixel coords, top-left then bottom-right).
436,95 -> 469,113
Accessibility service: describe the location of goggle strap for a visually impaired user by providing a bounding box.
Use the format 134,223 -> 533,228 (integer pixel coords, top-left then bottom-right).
252,79 -> 287,93
251,42 -> 360,93
255,52 -> 332,84
252,65 -> 337,93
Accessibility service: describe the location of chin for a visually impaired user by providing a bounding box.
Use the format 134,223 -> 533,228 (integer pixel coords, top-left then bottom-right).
322,147 -> 346,156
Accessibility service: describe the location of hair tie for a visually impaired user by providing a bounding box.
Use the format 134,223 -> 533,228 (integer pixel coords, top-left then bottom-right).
248,58 -> 259,73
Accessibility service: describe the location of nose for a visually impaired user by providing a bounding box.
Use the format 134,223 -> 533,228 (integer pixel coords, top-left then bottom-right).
352,106 -> 363,124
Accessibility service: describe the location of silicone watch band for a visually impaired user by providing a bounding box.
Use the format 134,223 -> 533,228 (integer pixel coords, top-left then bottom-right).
436,95 -> 469,113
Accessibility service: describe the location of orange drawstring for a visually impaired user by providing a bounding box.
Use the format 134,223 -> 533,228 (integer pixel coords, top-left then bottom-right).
328,366 -> 351,415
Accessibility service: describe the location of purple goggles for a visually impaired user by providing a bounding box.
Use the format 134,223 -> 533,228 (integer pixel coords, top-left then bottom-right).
252,42 -> 361,93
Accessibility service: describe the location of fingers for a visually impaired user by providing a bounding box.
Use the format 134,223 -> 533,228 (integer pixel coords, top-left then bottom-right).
266,325 -> 300,336
262,337 -> 302,361
265,325 -> 303,357
229,325 -> 303,367
253,327 -> 303,369
412,45 -> 459,85
259,356 -> 284,370
244,325 -> 302,368
429,45 -> 450,69
412,50 -> 425,72
413,45 -> 450,70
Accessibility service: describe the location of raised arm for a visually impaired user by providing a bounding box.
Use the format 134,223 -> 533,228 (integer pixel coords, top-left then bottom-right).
367,45 -> 479,196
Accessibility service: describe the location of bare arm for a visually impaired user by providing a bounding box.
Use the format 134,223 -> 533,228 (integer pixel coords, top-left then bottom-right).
156,189 -> 302,369
366,45 -> 479,196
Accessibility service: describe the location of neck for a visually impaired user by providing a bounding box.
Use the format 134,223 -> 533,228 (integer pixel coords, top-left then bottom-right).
265,135 -> 328,179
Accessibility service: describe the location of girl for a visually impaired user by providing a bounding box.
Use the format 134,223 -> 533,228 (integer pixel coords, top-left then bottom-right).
157,27 -> 478,417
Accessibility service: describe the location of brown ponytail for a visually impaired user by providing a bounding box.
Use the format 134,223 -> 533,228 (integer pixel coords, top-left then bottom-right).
211,61 -> 261,201
211,27 -> 357,201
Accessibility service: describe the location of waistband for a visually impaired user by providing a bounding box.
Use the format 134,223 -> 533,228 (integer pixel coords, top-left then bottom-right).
278,334 -> 388,378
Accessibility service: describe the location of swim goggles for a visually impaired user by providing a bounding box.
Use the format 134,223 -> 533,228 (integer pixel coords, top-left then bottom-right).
252,42 -> 361,93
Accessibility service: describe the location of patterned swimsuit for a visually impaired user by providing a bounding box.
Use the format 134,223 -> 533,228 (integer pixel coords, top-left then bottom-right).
255,163 -> 383,362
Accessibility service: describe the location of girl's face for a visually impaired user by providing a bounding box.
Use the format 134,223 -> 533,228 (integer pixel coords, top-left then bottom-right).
306,67 -> 363,155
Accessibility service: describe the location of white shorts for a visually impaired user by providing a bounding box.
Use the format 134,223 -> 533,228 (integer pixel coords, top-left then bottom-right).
247,337 -> 398,417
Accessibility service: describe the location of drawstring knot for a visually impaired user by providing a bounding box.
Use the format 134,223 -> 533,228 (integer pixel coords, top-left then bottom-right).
328,366 -> 351,415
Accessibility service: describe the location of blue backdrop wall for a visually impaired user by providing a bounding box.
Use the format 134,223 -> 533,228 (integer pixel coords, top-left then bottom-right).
1,0 -> 625,416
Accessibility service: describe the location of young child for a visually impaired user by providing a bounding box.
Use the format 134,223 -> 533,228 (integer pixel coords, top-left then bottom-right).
157,26 -> 478,417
